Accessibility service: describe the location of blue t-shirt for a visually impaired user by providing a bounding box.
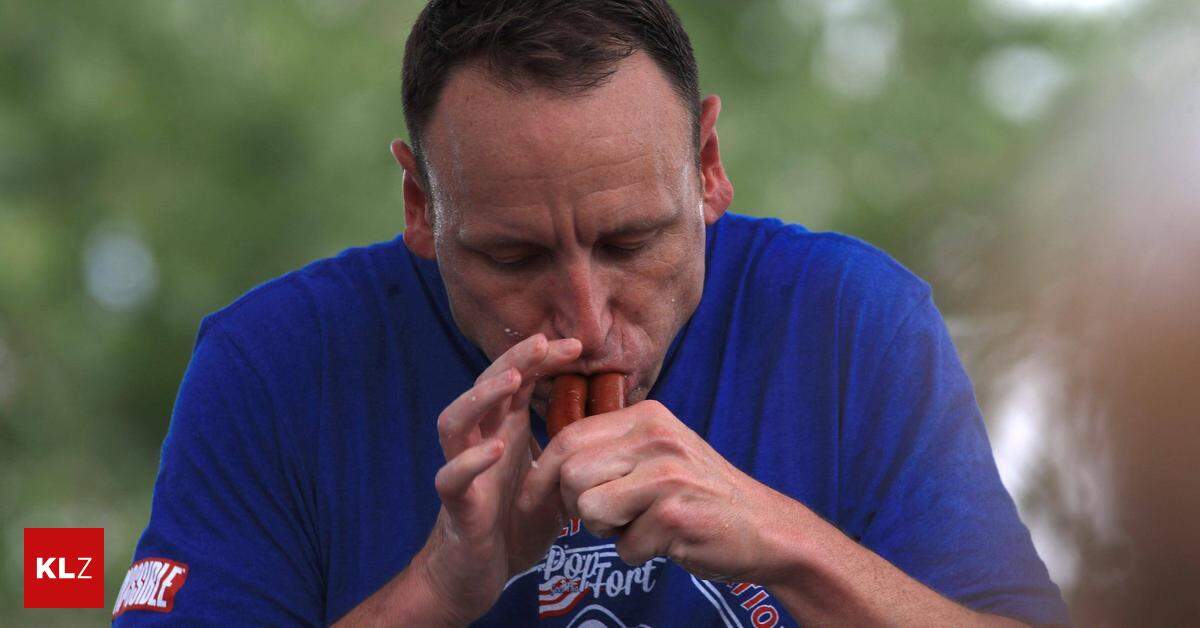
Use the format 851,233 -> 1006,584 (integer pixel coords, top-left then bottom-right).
113,213 -> 1069,626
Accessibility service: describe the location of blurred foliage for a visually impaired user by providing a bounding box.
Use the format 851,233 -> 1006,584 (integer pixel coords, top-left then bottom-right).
1,0 -> 1193,624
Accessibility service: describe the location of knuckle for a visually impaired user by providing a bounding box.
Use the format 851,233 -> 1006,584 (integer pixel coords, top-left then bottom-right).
560,457 -> 586,489
615,537 -> 650,566
643,423 -> 676,447
652,461 -> 687,490
433,466 -> 453,497
665,538 -> 689,566
655,498 -> 688,533
576,489 -> 604,520
554,425 -> 583,453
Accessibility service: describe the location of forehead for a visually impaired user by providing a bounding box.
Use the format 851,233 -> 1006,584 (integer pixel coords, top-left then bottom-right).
420,52 -> 694,219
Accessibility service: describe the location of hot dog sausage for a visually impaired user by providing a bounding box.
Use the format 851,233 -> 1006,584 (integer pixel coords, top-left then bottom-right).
547,374 -> 587,438
586,372 -> 625,416
547,372 -> 626,437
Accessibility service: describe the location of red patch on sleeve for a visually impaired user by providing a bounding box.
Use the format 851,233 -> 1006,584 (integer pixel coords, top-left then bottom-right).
111,557 -> 189,618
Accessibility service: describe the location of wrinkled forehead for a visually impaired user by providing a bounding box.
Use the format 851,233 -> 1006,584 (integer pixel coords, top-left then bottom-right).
419,53 -> 696,217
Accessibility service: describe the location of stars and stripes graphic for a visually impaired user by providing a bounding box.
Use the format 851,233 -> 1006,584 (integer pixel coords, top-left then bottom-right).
538,574 -> 589,618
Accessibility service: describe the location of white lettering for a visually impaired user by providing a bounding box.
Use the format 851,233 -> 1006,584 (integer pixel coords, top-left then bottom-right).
588,559 -> 613,595
604,569 -> 626,597
133,561 -> 157,607
543,545 -> 566,578
125,567 -> 145,608
563,553 -> 583,578
136,561 -> 166,607
155,565 -> 185,608
535,545 -> 664,602
113,559 -> 190,617
58,556 -> 77,579
632,561 -> 658,593
77,556 -> 93,579
36,557 -> 56,579
113,569 -> 134,614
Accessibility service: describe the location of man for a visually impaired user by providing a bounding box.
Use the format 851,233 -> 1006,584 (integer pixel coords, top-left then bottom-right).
114,1 -> 1069,625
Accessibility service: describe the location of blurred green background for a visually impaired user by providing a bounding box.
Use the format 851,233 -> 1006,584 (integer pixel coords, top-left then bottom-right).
3,0 -> 1199,625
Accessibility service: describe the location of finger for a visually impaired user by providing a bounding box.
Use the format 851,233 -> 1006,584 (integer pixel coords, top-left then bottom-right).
517,409 -> 639,513
439,368 -> 520,459
575,468 -> 659,538
613,496 -> 671,566
476,333 -> 550,385
434,438 -> 505,509
511,338 -> 583,411
559,443 -> 637,516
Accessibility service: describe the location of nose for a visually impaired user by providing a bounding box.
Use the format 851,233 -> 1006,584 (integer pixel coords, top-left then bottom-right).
551,257 -> 612,358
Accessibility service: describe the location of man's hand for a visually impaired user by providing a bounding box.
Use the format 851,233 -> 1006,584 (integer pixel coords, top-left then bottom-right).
421,333 -> 582,624
518,399 -> 782,584
518,400 -> 1033,627
335,333 -> 581,627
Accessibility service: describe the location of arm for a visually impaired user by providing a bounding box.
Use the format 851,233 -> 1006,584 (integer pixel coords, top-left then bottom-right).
520,294 -> 1068,626
331,540 -> 460,627
522,402 -> 1037,627
756,485 -> 1027,626
114,321 -> 324,625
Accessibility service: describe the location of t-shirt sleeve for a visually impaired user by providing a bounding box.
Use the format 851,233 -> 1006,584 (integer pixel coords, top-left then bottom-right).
839,292 -> 1071,626
112,319 -> 324,625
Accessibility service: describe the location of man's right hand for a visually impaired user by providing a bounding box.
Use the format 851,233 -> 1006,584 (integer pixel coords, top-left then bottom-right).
352,333 -> 582,627
419,333 -> 582,623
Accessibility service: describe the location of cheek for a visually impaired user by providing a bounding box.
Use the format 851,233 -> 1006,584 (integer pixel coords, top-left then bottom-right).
618,237 -> 705,328
438,260 -> 549,355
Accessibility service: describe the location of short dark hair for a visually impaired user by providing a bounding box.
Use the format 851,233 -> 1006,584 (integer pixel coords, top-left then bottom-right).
401,0 -> 701,178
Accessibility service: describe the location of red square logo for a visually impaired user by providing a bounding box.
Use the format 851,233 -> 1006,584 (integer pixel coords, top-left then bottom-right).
24,528 -> 104,608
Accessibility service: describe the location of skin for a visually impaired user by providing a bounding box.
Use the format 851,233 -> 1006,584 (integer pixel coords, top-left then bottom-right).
401,53 -> 726,418
334,53 -> 1033,627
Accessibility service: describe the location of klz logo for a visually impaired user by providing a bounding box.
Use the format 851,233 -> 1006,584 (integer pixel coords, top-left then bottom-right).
24,528 -> 104,608
35,556 -> 95,579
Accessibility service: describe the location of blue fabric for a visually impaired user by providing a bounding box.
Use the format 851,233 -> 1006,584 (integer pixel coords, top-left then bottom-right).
115,213 -> 1069,626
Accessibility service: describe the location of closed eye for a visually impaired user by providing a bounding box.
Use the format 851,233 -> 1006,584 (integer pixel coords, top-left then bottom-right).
604,242 -> 648,256
488,253 -> 542,269
602,232 -> 656,258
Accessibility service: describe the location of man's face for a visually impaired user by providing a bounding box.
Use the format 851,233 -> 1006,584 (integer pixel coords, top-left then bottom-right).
415,53 -> 717,414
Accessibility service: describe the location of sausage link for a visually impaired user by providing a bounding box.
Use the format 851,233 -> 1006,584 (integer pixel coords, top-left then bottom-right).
547,374 -> 587,438
586,373 -> 625,416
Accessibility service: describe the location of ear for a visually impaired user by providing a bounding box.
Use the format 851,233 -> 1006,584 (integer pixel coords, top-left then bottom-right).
390,138 -> 437,260
697,95 -> 734,225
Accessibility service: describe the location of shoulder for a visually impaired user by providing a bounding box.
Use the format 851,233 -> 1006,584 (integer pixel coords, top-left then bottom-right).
197,235 -> 411,354
707,213 -> 931,320
177,236 -> 416,454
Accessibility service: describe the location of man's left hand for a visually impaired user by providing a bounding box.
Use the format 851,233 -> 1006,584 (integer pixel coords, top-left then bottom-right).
519,399 -> 790,584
